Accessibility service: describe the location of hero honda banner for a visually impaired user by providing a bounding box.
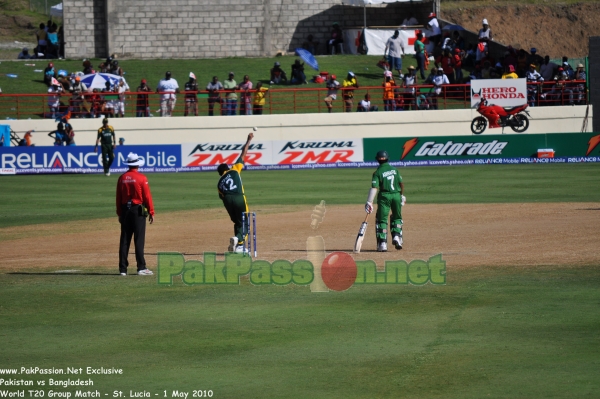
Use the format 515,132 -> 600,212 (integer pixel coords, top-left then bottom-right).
182,139 -> 363,167
470,78 -> 527,107
0,145 -> 181,175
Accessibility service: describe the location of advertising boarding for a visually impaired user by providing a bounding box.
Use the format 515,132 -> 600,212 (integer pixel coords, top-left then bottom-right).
470,78 -> 527,107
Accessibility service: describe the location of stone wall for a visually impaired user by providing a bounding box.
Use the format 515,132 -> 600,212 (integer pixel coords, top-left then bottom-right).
63,0 -> 433,60
64,0 -> 107,58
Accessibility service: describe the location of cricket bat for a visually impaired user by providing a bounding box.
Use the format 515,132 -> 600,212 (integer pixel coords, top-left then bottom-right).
353,213 -> 370,253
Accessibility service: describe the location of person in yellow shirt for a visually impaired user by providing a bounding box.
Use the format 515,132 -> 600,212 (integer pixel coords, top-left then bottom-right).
502,65 -> 519,79
342,72 -> 359,112
383,74 -> 396,111
252,82 -> 269,115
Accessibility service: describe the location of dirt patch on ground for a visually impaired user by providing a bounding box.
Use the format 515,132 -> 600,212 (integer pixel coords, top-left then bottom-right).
443,3 -> 600,58
1,203 -> 599,273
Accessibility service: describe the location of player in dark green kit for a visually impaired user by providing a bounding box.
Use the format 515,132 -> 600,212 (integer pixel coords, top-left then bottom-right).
365,150 -> 405,252
94,118 -> 116,176
217,132 -> 254,253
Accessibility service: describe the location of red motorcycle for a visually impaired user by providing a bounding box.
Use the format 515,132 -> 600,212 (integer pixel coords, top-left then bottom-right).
471,99 -> 530,134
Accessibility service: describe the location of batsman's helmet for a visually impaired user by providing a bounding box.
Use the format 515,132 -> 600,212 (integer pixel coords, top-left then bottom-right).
375,150 -> 389,162
217,163 -> 229,176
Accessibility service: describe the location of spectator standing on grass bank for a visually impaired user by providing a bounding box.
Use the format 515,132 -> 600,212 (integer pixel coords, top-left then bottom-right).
342,72 -> 359,113
44,62 -> 56,86
527,48 -> 544,69
184,73 -> 199,117
427,13 -> 441,47
223,72 -> 238,116
252,82 -> 269,115
116,152 -> 155,277
384,30 -> 405,77
47,78 -> 62,119
136,79 -> 152,117
36,23 -> 47,56
476,19 -> 492,62
540,55 -> 557,82
502,65 -> 519,79
323,74 -> 340,113
575,63 -> 586,103
327,22 -> 344,54
206,76 -> 224,116
383,74 -> 396,112
414,33 -> 426,80
156,71 -> 179,117
237,75 -> 253,115
95,118 -> 116,176
116,79 -> 128,118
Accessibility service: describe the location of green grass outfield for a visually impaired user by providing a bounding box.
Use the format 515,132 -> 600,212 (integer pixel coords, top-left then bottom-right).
1,164 -> 599,228
1,164 -> 599,398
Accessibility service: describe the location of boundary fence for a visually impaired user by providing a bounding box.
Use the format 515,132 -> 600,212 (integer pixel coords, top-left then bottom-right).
0,82 -> 588,120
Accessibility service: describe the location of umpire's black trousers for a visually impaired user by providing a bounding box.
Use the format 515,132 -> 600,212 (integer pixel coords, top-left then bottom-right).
119,205 -> 147,273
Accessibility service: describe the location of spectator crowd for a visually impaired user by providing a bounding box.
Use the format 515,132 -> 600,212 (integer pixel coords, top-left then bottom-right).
20,16 -> 589,119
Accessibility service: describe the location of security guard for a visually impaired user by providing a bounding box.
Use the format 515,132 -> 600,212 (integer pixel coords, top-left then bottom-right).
116,153 -> 155,276
217,132 -> 253,253
95,118 -> 116,176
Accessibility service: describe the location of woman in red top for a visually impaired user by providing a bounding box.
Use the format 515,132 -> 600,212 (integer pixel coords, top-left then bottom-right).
116,153 -> 155,276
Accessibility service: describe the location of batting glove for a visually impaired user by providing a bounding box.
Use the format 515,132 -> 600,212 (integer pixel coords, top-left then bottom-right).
401,195 -> 406,206
365,202 -> 373,214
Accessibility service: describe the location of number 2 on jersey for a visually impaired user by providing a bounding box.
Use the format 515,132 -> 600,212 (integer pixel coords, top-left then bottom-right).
226,176 -> 237,191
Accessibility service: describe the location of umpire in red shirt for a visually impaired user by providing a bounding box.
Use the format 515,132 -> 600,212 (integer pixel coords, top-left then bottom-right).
116,153 -> 155,276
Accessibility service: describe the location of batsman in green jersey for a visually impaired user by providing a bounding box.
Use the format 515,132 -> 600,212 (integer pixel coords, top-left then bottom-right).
365,150 -> 405,252
94,118 -> 116,176
217,132 -> 253,253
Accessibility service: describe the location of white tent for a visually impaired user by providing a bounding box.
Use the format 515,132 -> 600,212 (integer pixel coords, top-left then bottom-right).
341,0 -> 420,28
50,3 -> 63,18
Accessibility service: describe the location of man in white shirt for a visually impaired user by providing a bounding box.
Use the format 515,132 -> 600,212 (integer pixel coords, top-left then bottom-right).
384,30 -> 405,77
427,13 -> 441,46
156,71 -> 180,117
116,79 -> 129,118
357,93 -> 378,112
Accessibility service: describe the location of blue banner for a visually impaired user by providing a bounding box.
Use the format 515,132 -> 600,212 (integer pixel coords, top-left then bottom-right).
1,143 -> 599,175
0,145 -> 182,174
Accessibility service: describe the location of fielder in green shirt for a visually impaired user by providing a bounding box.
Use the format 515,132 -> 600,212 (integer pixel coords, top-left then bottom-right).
94,118 -> 116,176
365,150 -> 405,252
217,132 -> 253,253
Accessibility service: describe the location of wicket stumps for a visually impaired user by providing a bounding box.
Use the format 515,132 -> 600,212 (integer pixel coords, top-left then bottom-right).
242,212 -> 257,257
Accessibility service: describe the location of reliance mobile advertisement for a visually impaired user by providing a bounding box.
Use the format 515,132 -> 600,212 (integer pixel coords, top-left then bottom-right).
0,145 -> 181,175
